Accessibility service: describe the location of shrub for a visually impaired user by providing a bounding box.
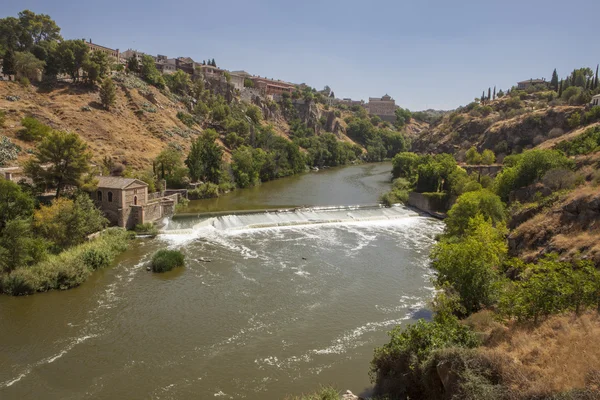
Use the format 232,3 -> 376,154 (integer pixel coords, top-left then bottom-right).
177,111 -> 195,127
81,247 -> 112,270
432,215 -> 507,314
18,117 -> 52,141
188,183 -> 220,199
380,178 -> 410,206
568,112 -> 581,129
151,249 -> 185,273
134,222 -> 159,237
0,110 -> 5,128
466,146 -> 482,164
481,149 -> 496,165
556,126 -> 600,156
494,149 -> 574,200
0,228 -> 130,295
371,316 -> 478,398
445,190 -> 505,237
498,255 -> 600,322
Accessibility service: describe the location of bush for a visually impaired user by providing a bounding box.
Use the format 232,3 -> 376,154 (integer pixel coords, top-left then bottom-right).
380,178 -> 410,206
466,146 -> 483,164
177,111 -> 195,127
556,126 -> 600,156
498,255 -> 600,322
18,117 -> 52,141
445,190 -> 505,237
134,222 -> 159,237
188,183 -> 220,199
432,215 -> 507,314
371,316 -> 479,398
151,249 -> 185,273
81,247 -> 112,270
0,228 -> 130,295
568,112 -> 581,129
494,149 -> 574,201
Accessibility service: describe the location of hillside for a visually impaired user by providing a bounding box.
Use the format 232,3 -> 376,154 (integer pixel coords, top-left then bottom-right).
0,75 -> 394,173
412,91 -> 589,161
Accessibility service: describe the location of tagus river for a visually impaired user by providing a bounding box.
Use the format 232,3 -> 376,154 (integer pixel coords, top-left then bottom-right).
0,163 -> 443,400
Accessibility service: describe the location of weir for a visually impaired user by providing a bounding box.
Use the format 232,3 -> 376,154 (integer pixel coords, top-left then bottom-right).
161,205 -> 418,234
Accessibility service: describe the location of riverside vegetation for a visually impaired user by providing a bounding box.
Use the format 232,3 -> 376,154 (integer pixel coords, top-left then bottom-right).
0,9 -> 413,295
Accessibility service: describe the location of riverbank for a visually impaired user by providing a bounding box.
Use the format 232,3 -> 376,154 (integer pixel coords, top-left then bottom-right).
0,162 -> 445,399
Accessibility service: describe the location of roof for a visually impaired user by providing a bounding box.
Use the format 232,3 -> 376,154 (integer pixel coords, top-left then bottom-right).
592,94 -> 600,99
517,79 -> 546,84
96,176 -> 148,189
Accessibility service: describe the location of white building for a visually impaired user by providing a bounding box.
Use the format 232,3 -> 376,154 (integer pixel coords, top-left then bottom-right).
591,94 -> 600,107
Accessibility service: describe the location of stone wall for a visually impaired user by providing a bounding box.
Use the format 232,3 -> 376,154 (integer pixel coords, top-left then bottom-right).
407,192 -> 454,218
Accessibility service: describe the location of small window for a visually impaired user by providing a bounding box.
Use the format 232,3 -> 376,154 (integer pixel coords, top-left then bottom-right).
133,196 -> 138,206
97,191 -> 102,201
108,191 -> 113,202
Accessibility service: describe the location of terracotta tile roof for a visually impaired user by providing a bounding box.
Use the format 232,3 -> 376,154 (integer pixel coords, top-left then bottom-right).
96,176 -> 147,189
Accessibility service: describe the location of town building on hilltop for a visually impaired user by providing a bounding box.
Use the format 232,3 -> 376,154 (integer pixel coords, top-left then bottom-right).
252,77 -> 296,96
367,94 -> 397,122
517,78 -> 547,90
84,39 -> 120,61
155,55 -> 176,74
591,94 -> 600,107
121,49 -> 145,64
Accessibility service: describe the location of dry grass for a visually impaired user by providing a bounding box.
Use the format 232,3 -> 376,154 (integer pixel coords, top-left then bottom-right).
483,312 -> 600,396
510,185 -> 600,264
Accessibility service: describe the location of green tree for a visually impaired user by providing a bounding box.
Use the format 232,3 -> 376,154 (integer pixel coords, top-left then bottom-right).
140,54 -> 165,88
1,49 -> 16,78
246,105 -> 262,124
0,218 -> 47,273
82,50 -> 109,85
394,107 -> 411,128
0,179 -> 34,231
18,116 -> 52,141
465,146 -> 482,165
99,78 -> 116,110
24,130 -> 92,197
127,56 -> 140,73
494,149 -> 574,201
185,129 -> 223,184
550,69 -> 559,91
33,194 -> 107,251
445,190 -> 505,237
14,51 -> 45,81
154,147 -> 184,181
231,145 -> 263,188
432,215 -> 507,314
56,39 -> 89,82
481,149 -> 495,165
164,69 -> 191,95
16,10 -> 62,46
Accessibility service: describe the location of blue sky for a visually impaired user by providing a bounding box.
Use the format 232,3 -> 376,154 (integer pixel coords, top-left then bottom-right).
3,0 -> 599,110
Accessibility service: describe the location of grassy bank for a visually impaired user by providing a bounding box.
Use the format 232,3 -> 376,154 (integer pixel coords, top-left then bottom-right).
0,228 -> 133,296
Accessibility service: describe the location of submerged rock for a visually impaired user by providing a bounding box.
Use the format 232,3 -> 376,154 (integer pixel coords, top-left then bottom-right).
342,390 -> 359,400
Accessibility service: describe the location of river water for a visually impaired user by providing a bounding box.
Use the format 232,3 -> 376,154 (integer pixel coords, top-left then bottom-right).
0,163 -> 443,399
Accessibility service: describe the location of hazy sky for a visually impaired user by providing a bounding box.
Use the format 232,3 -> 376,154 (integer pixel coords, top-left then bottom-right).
3,0 -> 599,110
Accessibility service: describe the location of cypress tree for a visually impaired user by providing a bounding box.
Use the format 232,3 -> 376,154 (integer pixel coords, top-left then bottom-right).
2,50 -> 16,80
595,65 -> 599,89
481,90 -> 486,104
558,79 -> 563,97
488,87 -> 491,101
493,86 -> 496,100
550,69 -> 559,91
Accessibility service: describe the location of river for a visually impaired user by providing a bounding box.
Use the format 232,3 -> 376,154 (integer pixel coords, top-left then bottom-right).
0,162 -> 443,399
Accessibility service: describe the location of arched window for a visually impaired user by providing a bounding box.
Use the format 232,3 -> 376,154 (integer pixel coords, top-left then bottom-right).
133,196 -> 138,206
108,191 -> 113,202
97,191 -> 102,201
